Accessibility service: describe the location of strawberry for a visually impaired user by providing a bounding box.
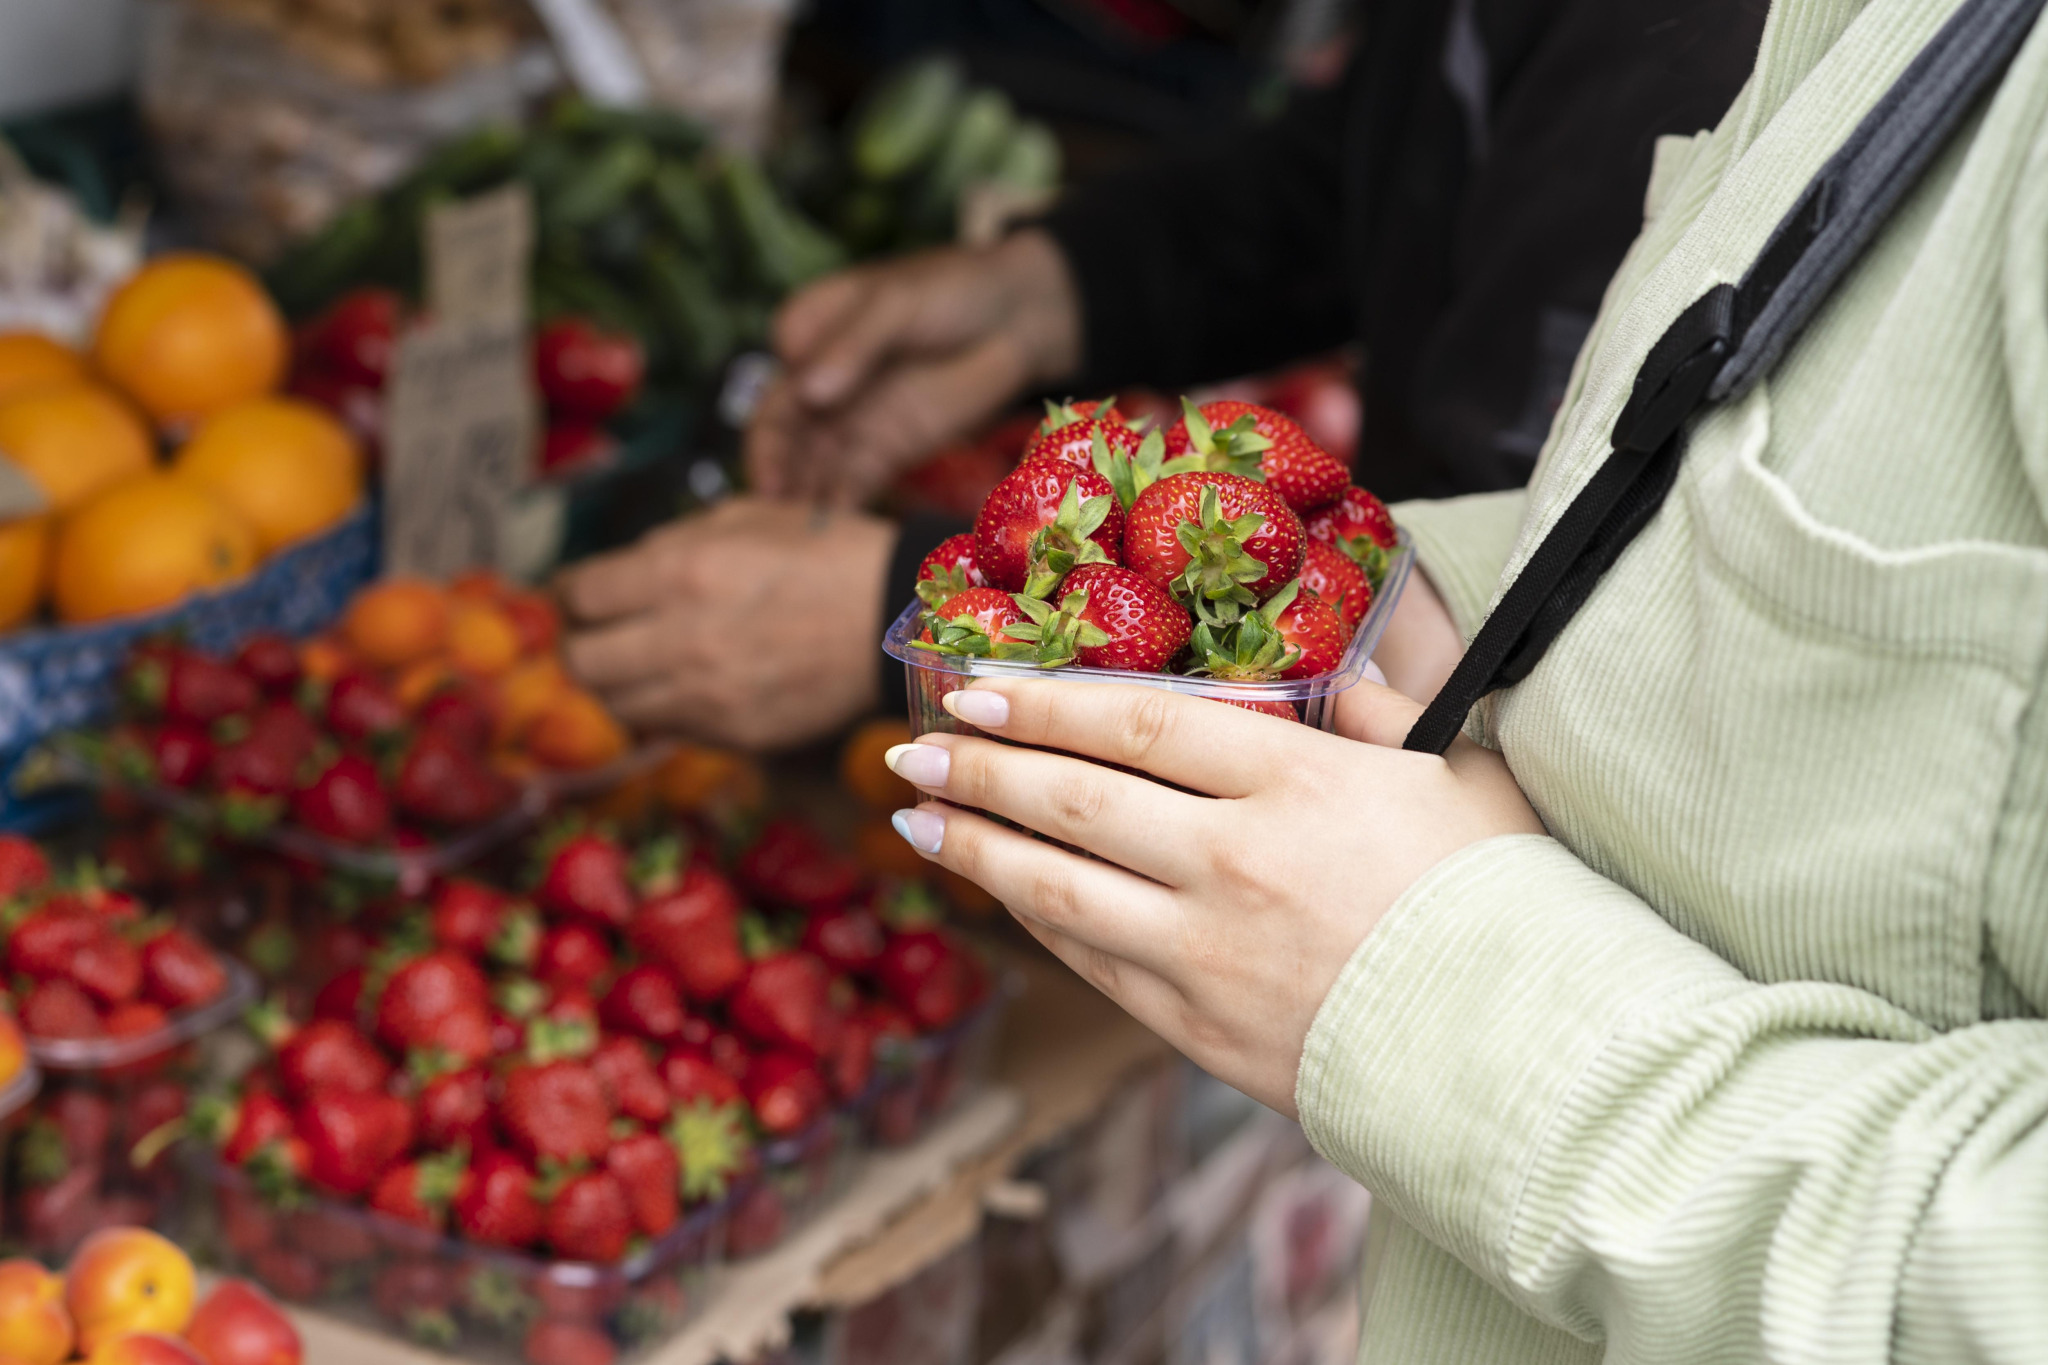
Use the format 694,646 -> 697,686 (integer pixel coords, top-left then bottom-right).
1303,484 -> 1398,583
666,1100 -> 750,1205
543,1170 -> 632,1263
414,684 -> 493,753
140,927 -> 227,1008
1271,586 -> 1350,678
729,951 -> 840,1059
536,831 -> 635,928
599,966 -> 690,1044
828,1013 -> 878,1102
375,950 -> 492,1060
234,633 -> 302,696
275,1018 -> 393,1101
251,1248 -> 326,1303
1124,472 -> 1305,621
20,979 -> 101,1038
371,1259 -> 460,1343
454,1150 -> 544,1249
1299,540 -> 1371,630
1040,396 -> 1125,431
542,984 -> 601,1033
534,922 -> 612,992
130,650 -> 258,725
705,1029 -> 754,1084
371,1151 -> 471,1231
212,1089 -> 299,1167
212,704 -> 319,800
1020,410 -> 1144,474
591,1036 -> 673,1124
1014,564 -> 1191,671
394,730 -> 512,828
326,671 -> 407,742
743,1051 -> 829,1136
7,906 -> 99,980
877,928 -> 980,1031
0,835 -> 50,901
524,1319 -> 617,1365
734,821 -> 862,915
296,1089 -> 414,1196
292,753 -> 391,845
431,879 -> 538,968
1164,399 -> 1348,511
973,459 -> 1125,597
914,586 -> 1033,659
913,533 -> 987,610
417,1067 -> 493,1150
313,966 -> 366,1023
657,1049 -> 744,1108
1183,579 -> 1338,682
629,864 -> 746,1003
67,923 -> 142,1005
605,1129 -> 680,1238
800,905 -> 887,975
147,723 -> 213,788
499,1059 -> 612,1164
105,1000 -> 167,1038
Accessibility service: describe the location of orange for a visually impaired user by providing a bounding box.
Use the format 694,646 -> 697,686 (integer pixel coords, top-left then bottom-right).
492,655 -> 567,745
0,519 -> 47,631
341,577 -> 449,668
52,474 -> 258,623
447,598 -> 521,676
0,1260 -> 70,1365
64,1228 -> 196,1352
172,397 -> 362,555
0,382 -> 155,513
0,333 -> 86,403
394,656 -> 456,709
93,254 -> 287,430
524,687 -> 629,771
839,717 -> 916,813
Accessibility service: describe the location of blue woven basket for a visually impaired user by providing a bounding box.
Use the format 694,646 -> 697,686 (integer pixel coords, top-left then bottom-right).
0,504 -> 379,831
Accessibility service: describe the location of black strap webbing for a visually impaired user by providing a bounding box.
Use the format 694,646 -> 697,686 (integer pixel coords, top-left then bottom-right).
1403,0 -> 2047,754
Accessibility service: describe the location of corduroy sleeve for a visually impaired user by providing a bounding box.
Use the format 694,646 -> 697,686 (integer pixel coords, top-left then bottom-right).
1295,832 -> 2048,1363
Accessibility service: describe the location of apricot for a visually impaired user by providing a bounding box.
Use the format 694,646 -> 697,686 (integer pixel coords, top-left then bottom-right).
394,657 -> 455,710
491,656 -> 566,746
653,746 -> 764,817
0,1013 -> 26,1089
340,577 -> 448,669
0,1260 -> 72,1365
501,590 -> 560,655
83,1333 -> 206,1365
447,598 -> 521,676
65,1229 -> 196,1352
296,635 -> 354,684
523,688 -> 628,771
839,718 -> 916,813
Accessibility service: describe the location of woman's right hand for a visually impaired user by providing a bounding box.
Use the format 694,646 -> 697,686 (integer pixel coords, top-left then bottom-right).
745,228 -> 1083,507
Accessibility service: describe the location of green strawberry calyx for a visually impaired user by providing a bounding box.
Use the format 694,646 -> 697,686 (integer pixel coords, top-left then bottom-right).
1182,579 -> 1304,681
1170,484 -> 1272,626
1091,428 -> 1203,511
667,1099 -> 752,1204
914,561 -> 977,610
1332,532 -> 1393,590
1001,589 -> 1111,668
908,598 -> 1038,661
1022,481 -> 1116,599
1177,397 -> 1271,480
526,1015 -> 598,1064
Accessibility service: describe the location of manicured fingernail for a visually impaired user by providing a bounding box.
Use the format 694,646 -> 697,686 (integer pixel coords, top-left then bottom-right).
890,808 -> 944,854
942,689 -> 1009,728
1365,660 -> 1388,686
884,743 -> 949,788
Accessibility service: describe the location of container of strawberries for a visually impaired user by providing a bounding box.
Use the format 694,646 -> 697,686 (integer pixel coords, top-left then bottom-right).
0,832 -> 253,1257
885,398 -> 1412,732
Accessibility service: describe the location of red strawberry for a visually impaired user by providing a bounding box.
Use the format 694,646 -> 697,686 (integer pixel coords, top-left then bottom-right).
1124,471 -> 1305,612
828,1013 -> 878,1102
276,1019 -> 392,1101
394,730 -> 512,827
375,950 -> 491,1060
140,927 -> 227,1009
312,966 -> 366,1023
1164,399 -> 1348,512
234,632 -> 302,696
105,999 -> 168,1036
657,1049 -> 744,1108
1025,563 -> 1191,671
414,684 -> 493,753
877,929 -> 979,1031
973,459 -> 1125,596
141,651 -> 258,725
301,286 -> 402,385
543,1170 -> 632,1263
591,1036 -> 673,1124
147,723 -> 213,788
734,821 -> 862,915
454,1150 -> 544,1249
0,835 -> 49,901
915,586 -> 1032,659
534,922 -> 611,992
743,1051 -> 828,1137
524,1319 -> 617,1365
800,906 -> 887,975
1039,396 -> 1125,431
418,1067 -> 493,1151
500,1059 -> 612,1164
729,951 -> 840,1059
431,879 -> 538,967
7,906 -> 98,980
605,1130 -> 680,1238
599,966 -> 690,1044
214,1090 -> 298,1167
67,924 -> 142,1005
212,704 -> 319,800
370,1151 -> 471,1231
629,864 -> 746,1003
1022,409 -> 1143,474
20,979 -> 101,1039
536,831 -> 635,928
1299,541 -> 1371,630
542,984 -> 600,1033
297,1089 -> 414,1196
1303,484 -> 1398,581
1272,587 -> 1350,678
292,753 -> 391,845
251,1248 -> 326,1303
913,532 -> 987,610
371,1259 -> 460,1342
326,671 -> 407,742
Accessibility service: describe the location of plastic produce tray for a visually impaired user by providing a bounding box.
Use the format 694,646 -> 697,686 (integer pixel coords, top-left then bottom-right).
24,961 -> 259,1073
722,1108 -> 862,1260
863,982 -> 1010,1150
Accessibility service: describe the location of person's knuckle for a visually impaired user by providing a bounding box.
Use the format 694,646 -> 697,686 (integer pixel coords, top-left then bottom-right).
1115,688 -> 1179,768
1047,768 -> 1107,830
1206,839 -> 1269,906
1027,861 -> 1081,929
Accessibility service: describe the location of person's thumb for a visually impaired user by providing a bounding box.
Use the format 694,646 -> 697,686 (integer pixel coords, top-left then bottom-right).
1333,669 -> 1430,748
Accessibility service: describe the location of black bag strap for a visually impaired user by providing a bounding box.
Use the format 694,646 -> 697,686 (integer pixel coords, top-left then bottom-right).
1403,0 -> 2048,754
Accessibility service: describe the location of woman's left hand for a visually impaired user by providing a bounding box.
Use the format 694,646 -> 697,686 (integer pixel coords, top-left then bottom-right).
884,677 -> 1545,1116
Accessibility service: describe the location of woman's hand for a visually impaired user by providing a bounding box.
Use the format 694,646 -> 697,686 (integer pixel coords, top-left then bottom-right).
883,678 -> 1543,1115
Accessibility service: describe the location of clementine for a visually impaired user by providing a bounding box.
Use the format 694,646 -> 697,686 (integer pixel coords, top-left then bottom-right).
0,382 -> 155,513
93,254 -> 287,430
172,397 -> 361,554
0,1259 -> 70,1365
64,1228 -> 196,1352
838,717 -> 916,813
52,474 -> 258,623
340,577 -> 449,668
0,519 -> 47,631
0,333 -> 86,403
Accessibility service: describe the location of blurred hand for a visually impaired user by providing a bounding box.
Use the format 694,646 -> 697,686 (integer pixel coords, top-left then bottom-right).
1369,568 -> 1466,706
746,228 -> 1083,507
556,498 -> 895,750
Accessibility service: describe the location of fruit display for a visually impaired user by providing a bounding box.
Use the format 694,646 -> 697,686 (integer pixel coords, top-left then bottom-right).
0,1230 -> 301,1365
887,397 -> 1408,731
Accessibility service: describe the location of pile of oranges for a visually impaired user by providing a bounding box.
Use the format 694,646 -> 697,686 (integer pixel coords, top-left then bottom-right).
0,253 -> 363,631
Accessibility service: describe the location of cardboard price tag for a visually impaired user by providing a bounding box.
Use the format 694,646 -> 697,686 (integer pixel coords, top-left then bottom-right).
424,184 -> 533,328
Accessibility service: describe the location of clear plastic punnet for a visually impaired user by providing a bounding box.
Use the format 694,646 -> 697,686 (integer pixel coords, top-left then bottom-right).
884,533 -> 1413,737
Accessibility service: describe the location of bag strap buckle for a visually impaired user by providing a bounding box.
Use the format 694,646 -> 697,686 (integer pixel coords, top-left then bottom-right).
1609,283 -> 1737,455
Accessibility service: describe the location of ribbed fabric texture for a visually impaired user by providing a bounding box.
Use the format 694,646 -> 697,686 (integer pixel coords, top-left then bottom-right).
1296,0 -> 2048,1359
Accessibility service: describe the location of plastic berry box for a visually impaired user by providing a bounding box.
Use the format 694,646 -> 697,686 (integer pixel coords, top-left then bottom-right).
862,980 -> 1010,1150
721,1108 -> 861,1259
